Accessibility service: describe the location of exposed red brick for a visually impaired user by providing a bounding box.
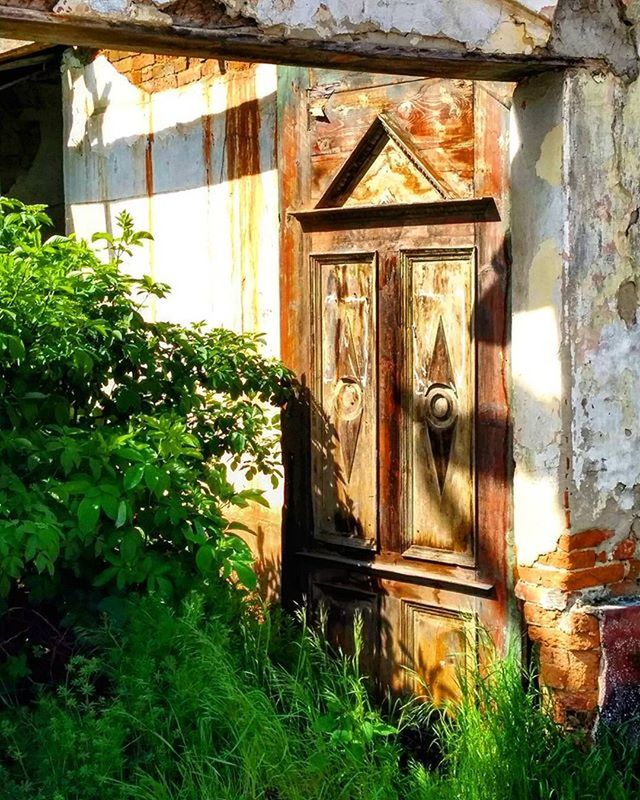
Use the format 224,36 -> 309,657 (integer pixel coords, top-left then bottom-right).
523,602 -> 561,628
177,66 -> 204,87
564,563 -> 625,590
610,580 -> 640,597
540,647 -> 600,693
515,581 -> 567,609
528,624 -> 599,651
132,53 -> 155,70
148,74 -> 178,92
613,536 -> 637,560
558,529 -> 613,551
538,549 -> 596,570
564,612 -> 600,637
519,563 -> 625,591
551,689 -> 599,728
517,565 -> 564,587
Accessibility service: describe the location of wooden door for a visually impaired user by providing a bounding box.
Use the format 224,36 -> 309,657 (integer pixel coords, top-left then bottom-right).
279,69 -> 512,702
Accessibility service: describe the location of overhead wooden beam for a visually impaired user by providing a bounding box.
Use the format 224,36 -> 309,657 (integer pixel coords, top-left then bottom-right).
0,36 -> 49,64
0,4 -> 590,81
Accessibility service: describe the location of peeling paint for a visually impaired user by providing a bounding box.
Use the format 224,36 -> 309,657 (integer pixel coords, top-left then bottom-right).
617,279 -> 638,327
536,123 -> 562,186
214,0 -> 552,54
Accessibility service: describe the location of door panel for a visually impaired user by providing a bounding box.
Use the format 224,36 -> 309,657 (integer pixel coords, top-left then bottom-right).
308,75 -> 475,202
311,578 -> 380,672
311,252 -> 377,548
401,247 -> 475,565
279,67 -> 512,699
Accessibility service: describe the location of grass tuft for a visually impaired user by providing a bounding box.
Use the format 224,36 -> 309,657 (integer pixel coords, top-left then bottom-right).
0,589 -> 638,800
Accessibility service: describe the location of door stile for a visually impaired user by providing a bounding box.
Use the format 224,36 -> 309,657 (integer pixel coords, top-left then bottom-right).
377,247 -> 402,557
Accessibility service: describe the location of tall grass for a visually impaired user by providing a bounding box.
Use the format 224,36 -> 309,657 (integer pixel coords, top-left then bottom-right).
0,590 -> 637,800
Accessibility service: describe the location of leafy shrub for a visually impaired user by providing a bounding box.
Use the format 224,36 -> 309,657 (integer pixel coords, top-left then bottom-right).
0,198 -> 291,613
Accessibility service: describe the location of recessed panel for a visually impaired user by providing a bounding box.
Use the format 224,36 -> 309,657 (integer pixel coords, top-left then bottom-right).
311,580 -> 379,676
401,602 -> 471,705
402,248 -> 475,564
311,253 -> 377,548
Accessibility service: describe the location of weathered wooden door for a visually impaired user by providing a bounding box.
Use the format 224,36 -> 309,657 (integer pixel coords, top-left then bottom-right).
279,69 -> 512,702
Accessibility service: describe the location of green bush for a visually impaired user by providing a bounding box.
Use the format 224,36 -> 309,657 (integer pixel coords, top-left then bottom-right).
0,197 -> 291,612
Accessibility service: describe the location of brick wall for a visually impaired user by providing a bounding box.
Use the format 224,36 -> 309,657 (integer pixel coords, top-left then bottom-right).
100,50 -> 251,93
516,527 -> 640,725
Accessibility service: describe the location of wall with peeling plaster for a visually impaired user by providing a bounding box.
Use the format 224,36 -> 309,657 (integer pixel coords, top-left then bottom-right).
62,51 -> 283,595
511,64 -> 640,584
511,71 -> 566,569
509,24 -> 640,717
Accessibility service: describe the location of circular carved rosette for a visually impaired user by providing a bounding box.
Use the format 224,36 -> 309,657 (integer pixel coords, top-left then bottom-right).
333,376 -> 364,421
424,383 -> 458,431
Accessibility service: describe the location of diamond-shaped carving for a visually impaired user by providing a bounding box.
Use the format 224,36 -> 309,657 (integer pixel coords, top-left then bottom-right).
425,319 -> 457,494
334,317 -> 365,483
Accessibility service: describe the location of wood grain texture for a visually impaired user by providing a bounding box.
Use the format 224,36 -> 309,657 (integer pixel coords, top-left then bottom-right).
291,198 -> 499,232
402,248 -> 475,565
311,253 -> 377,548
280,67 -> 513,693
0,6 -> 584,82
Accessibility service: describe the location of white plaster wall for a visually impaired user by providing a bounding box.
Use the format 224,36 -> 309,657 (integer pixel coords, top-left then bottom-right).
62,52 -> 283,541
510,72 -> 568,567
62,52 -> 280,357
565,70 -> 640,542
221,0 -> 552,54
511,60 -> 640,582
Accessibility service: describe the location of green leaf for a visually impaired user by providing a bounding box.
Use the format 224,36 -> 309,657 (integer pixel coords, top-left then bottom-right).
101,494 -> 120,521
120,530 -> 139,562
233,561 -> 257,590
77,497 -> 101,534
115,500 -> 128,529
124,464 -> 145,490
195,544 -> 214,574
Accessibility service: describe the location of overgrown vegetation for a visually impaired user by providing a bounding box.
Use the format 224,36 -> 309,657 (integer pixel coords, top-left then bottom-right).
0,199 -> 637,800
0,591 -> 638,800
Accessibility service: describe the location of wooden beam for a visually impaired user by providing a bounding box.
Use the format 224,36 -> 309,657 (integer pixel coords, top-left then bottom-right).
0,4 -> 589,81
0,37 -> 49,65
290,197 -> 500,232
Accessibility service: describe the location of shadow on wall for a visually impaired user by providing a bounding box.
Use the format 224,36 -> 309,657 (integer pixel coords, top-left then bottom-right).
63,56 -> 279,333
64,58 -> 276,207
279,237 -> 513,700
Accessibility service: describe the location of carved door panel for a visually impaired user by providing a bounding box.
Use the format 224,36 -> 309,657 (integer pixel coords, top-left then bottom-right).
279,68 -> 512,698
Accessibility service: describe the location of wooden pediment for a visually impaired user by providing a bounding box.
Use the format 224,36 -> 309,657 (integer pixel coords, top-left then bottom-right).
290,111 -> 500,232
315,113 -> 456,209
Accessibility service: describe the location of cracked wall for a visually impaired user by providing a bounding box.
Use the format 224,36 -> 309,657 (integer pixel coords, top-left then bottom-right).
2,0 -> 640,80
510,3 -> 640,715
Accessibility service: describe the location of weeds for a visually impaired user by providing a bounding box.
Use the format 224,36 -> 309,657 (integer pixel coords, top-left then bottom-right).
0,589 -> 638,800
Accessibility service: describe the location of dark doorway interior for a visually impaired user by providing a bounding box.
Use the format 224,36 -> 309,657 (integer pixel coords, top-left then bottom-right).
0,49 -> 65,232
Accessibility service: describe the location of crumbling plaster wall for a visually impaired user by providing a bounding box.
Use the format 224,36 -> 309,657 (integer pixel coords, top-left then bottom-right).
510,3 -> 640,719
512,63 -> 640,588
19,0 -> 631,78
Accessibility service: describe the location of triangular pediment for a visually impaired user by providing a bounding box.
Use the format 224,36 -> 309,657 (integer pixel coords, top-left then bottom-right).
316,113 -> 456,209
